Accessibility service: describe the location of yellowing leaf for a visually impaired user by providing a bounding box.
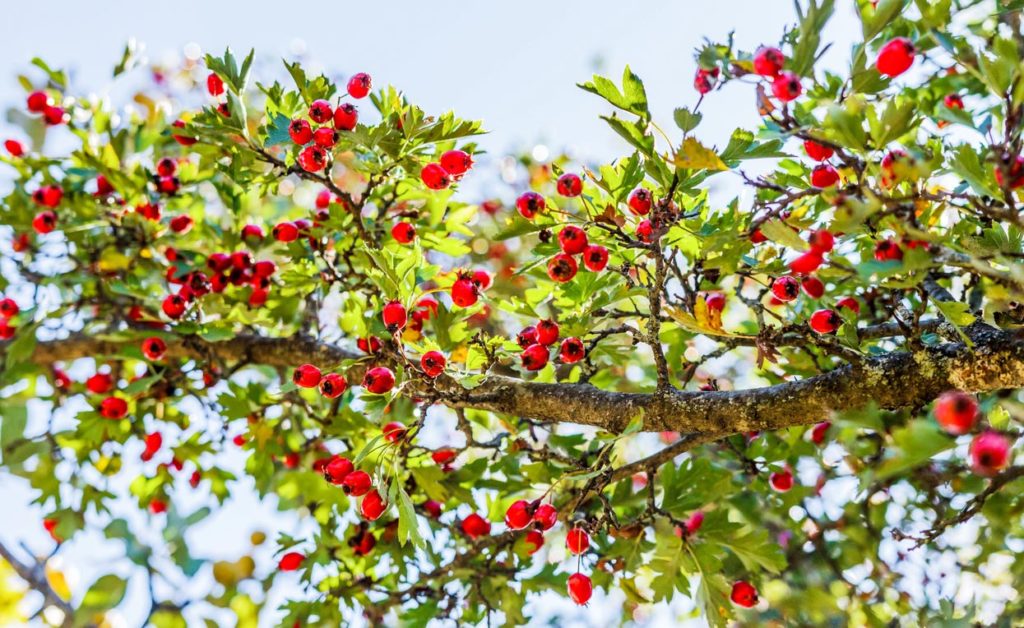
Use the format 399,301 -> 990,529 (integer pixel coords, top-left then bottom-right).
694,295 -> 723,332
666,306 -> 752,339
44,563 -> 71,601
674,137 -> 728,171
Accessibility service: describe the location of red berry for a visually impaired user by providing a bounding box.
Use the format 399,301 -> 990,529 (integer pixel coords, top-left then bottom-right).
557,173 -> 583,197
693,67 -> 718,94
34,185 -> 63,208
206,253 -> 231,273
461,513 -> 491,539
206,72 -> 225,96
278,552 -> 304,572
26,91 -> 51,113
521,344 -> 550,372
382,300 -> 407,332
836,296 -> 860,315
547,254 -> 578,283
451,276 -> 479,307
803,139 -> 834,162
685,511 -> 705,535
808,229 -> 834,253
361,489 -> 387,520
391,222 -> 416,244
432,448 -> 457,465
567,573 -> 593,606
969,431 -> 1011,476
536,319 -> 559,346
86,373 -> 113,394
241,224 -> 265,245
771,276 -> 800,302
771,71 -> 802,102
769,467 -> 794,492
810,164 -> 840,188
877,37 -> 915,78
383,422 -> 406,443
319,373 -> 347,399
333,103 -> 358,131
308,99 -> 333,123
162,294 -> 187,319
636,219 -> 654,243
809,308 -> 841,334
421,351 -> 446,378
801,276 -> 824,298
753,46 -> 785,77
704,292 -> 726,312
142,337 -> 166,360
43,106 -> 65,126
0,298 -> 19,318
558,226 -> 588,255
253,260 -> 276,279
363,367 -> 396,394
421,163 -> 451,190
505,500 -> 532,530
341,470 -> 372,496
288,119 -> 313,144
324,456 -> 354,484
810,421 -> 831,445
995,155 -> 1024,189
440,150 -> 473,176
471,270 -> 492,291
171,120 -> 197,146
273,222 -> 300,242
315,189 -> 333,209
148,499 -> 167,514
731,581 -> 758,608
566,528 -> 590,554
789,250 -> 824,275
560,337 -> 585,363
231,251 -> 253,270
524,530 -> 544,554
5,139 -> 25,157
516,192 -> 545,219
517,326 -> 539,349
298,145 -> 328,172
357,336 -> 383,354
583,245 -> 609,271
874,239 -> 903,261
313,127 -> 337,148
293,364 -> 323,388
533,503 -> 558,530
99,396 -> 128,419
627,188 -> 652,215
347,73 -> 372,99
423,500 -> 442,518
934,391 -> 978,435
0,320 -> 13,340
944,93 -> 965,110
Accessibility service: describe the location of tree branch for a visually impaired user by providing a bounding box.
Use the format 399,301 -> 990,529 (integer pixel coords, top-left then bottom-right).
0,542 -> 74,627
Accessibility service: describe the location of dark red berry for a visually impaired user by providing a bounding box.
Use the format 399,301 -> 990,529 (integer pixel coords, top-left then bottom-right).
556,173 -> 583,197
515,192 -> 545,219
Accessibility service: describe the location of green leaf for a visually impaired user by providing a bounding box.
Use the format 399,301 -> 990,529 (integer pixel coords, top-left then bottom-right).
861,0 -> 907,41
790,0 -> 835,77
0,403 -> 27,464
396,484 -> 424,548
80,574 -> 127,615
673,107 -> 702,133
758,219 -> 808,251
875,419 -> 956,480
578,66 -> 650,120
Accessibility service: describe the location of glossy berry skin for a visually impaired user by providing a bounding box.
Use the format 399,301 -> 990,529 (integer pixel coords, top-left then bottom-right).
32,211 -> 57,234
333,103 -> 358,131
324,456 -> 354,484
27,91 -> 51,113
0,298 -> 19,318
558,226 -> 588,255
293,364 -> 323,388
451,276 -> 479,308
771,71 -> 802,102
319,373 -> 347,399
241,224 -> 265,245
86,373 -> 113,394
391,221 -> 416,243
313,127 -> 337,148
363,367 -> 396,394
308,99 -> 333,123
421,351 -> 446,378
421,163 -> 451,190
808,229 -> 834,253
803,139 -> 834,161
462,513 -> 492,540
566,528 -> 590,554
516,192 -> 545,219
202,71 -> 226,99
432,449 -> 457,465
43,106 -> 65,125
769,467 -> 794,492
341,470 -> 372,496
627,188 -> 652,215
273,222 -> 299,242
532,503 -> 558,530
877,37 -> 915,77
934,391 -> 978,435
347,72 -> 372,98
547,253 -> 578,283
583,245 -> 609,271
771,276 -> 800,302
288,119 -> 313,144
470,271 -> 491,292
536,319 -> 559,346
567,573 -> 593,606
560,337 -> 585,363
207,253 -> 231,273
753,46 -> 785,77
810,164 -> 840,188
556,173 -> 583,197
731,581 -> 758,608
5,140 -> 25,157
33,185 -> 63,208
505,500 -> 532,529
361,489 -> 387,520
801,276 -> 824,298
520,344 -> 550,372
517,326 -> 539,349
99,396 -> 128,420
440,150 -> 473,176
278,552 -> 304,572
423,500 -> 442,518
142,337 -> 166,360
810,421 -> 831,445
524,530 -> 544,554
298,145 -> 328,172
810,308 -> 841,334
789,250 -> 824,275
382,300 -> 407,332
382,422 -> 406,443
162,294 -> 187,319
148,499 -> 167,515
836,296 -> 860,315
969,431 -> 1011,476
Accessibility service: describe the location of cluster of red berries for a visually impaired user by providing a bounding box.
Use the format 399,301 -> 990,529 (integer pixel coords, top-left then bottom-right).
449,269 -> 492,308
0,296 -> 18,340
933,391 -> 1014,475
514,318 -> 585,372
287,73 -> 369,173
504,499 -> 593,604
312,453 -> 388,520
751,46 -> 802,103
26,90 -> 66,126
421,149 -> 474,191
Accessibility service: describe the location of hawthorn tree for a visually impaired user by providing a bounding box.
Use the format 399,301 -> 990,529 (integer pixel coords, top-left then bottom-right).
2,0 -> 1024,625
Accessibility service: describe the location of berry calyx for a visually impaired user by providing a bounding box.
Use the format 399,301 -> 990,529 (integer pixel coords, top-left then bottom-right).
558,226 -> 589,255
567,573 -> 593,606
162,294 -> 187,319
560,337 -> 585,363
547,253 -> 578,283
33,211 -> 57,234
308,99 -> 333,123
517,326 -> 539,349
583,245 -> 609,271
142,337 -> 166,360
809,308 -> 841,334
293,364 -> 323,388
771,276 -> 800,302
288,119 -> 313,145
934,391 -> 978,435
421,351 -> 446,378
363,367 -> 396,394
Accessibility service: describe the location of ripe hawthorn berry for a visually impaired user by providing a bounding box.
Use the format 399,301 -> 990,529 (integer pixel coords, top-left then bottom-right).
391,221 -> 416,244
558,226 -> 588,255
298,145 -> 328,172
421,163 -> 451,190
171,120 -> 197,146
636,219 -> 654,243
363,367 -> 396,394
451,275 -> 479,307
731,580 -> 758,607
808,229 -> 834,253
421,351 -> 446,377
809,308 -> 841,334
685,511 -> 705,535
333,103 -> 358,131
382,300 -> 407,332
0,298 -> 19,318
341,470 -> 372,496
43,106 -> 66,126
771,276 -> 800,302
206,73 -> 224,97
810,421 -> 831,445
583,245 -> 609,271
810,164 -> 839,188
627,188 -> 652,215
505,500 -> 532,529
769,467 -> 794,492
253,260 -> 276,278
288,119 -> 313,144
560,337 -> 585,363
308,99 -> 333,123
26,91 -> 51,113
934,391 -> 978,435
383,422 -> 406,443
319,373 -> 347,398
313,127 -> 337,148
99,396 -> 128,419
789,250 -> 824,275
273,222 -> 300,242
423,500 -> 442,518
361,489 -> 387,520
694,67 -> 719,94
432,449 -> 457,465
440,150 -> 473,176
142,337 -> 166,360
516,191 -> 545,219
535,319 -> 559,346
520,343 -> 550,371
4,139 -> 24,157
704,292 -> 726,312
567,573 -> 592,605
801,276 -> 824,298
293,364 -> 323,388
969,431 -> 1011,476
771,71 -> 802,102
461,513 -> 492,539
995,155 -> 1024,189
347,72 -> 372,98
547,253 -> 578,283
86,373 -> 113,394
517,326 -> 539,348
753,46 -> 784,77
278,552 -> 305,571
874,239 -> 903,261
877,37 -> 915,78
533,503 -> 558,530
566,528 -> 590,554
524,530 -> 544,554
162,294 -> 187,319
471,270 -> 492,291
357,336 -> 382,354
803,139 -> 834,162
325,456 -> 354,484
556,173 -> 583,197
148,499 -> 167,514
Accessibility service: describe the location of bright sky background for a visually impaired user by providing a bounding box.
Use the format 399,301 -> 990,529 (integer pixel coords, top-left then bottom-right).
0,2 -> 866,626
